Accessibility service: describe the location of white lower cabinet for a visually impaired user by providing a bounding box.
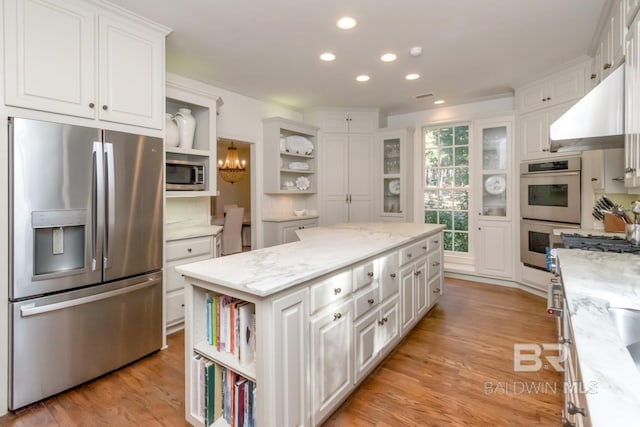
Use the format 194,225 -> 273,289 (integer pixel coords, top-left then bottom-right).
310,299 -> 353,425
272,288 -> 309,427
476,221 -> 513,279
400,263 -> 417,332
353,307 -> 379,383
263,218 -> 319,247
165,235 -> 215,332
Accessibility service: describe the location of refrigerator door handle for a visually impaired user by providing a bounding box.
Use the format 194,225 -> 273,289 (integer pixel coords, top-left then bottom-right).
104,142 -> 115,270
19,277 -> 161,317
92,142 -> 105,272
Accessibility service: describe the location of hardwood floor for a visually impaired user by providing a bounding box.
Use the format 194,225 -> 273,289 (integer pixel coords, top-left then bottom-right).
0,278 -> 562,426
323,278 -> 562,427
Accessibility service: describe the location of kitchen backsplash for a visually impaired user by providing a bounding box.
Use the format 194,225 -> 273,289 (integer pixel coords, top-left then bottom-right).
165,197 -> 211,224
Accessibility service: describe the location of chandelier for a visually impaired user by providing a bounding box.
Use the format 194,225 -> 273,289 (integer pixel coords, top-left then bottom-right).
218,141 -> 246,184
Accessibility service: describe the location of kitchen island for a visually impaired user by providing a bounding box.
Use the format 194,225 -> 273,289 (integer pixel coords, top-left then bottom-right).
176,222 -> 445,427
556,249 -> 640,427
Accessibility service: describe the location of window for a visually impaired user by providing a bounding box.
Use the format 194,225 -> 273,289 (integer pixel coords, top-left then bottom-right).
423,124 -> 469,253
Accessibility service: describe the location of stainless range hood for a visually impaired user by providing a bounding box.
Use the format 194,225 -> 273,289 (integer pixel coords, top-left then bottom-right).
549,64 -> 624,153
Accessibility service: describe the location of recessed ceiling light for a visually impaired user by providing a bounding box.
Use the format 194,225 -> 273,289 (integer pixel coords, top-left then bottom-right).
405,73 -> 420,80
356,75 -> 370,82
434,99 -> 445,105
320,52 -> 336,62
336,16 -> 357,30
410,46 -> 423,57
380,53 -> 397,62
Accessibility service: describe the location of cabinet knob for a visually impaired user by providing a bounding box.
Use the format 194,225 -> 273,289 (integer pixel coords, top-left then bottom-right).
590,73 -> 597,80
333,312 -> 342,321
102,105 -> 108,110
603,63 -> 612,70
542,148 -> 550,152
541,98 -> 546,102
368,298 -> 375,305
414,270 -> 421,276
434,240 -> 439,244
382,316 -> 388,323
558,337 -> 572,345
407,253 -> 413,258
591,178 -> 598,182
187,248 -> 192,253
89,102 -> 95,109
546,97 -> 551,101
181,303 -> 184,307
432,262 -> 440,267
334,287 -> 342,295
433,288 -> 441,293
478,227 -> 482,231
390,273 -> 396,278
378,319 -> 385,326
367,271 -> 374,277
422,246 -> 427,250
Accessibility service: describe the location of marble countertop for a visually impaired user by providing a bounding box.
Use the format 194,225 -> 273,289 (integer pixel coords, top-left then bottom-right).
176,222 -> 445,297
557,249 -> 640,426
166,220 -> 223,241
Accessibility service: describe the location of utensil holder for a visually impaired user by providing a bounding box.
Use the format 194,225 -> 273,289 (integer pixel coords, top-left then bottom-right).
626,224 -> 640,246
604,213 -> 626,232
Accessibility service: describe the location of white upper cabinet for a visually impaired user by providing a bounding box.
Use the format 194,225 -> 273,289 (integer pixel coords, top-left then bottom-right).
519,101 -> 574,160
515,64 -> 586,114
626,0 -> 640,26
310,110 -> 378,133
3,0 -> 168,129
97,15 -> 165,128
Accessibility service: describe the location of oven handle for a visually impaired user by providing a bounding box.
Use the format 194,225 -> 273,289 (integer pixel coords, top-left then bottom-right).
521,171 -> 580,178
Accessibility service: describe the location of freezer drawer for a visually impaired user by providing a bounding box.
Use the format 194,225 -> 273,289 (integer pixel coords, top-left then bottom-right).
9,272 -> 162,410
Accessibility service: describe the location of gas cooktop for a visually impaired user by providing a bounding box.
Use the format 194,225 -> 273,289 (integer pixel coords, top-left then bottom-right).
560,233 -> 640,254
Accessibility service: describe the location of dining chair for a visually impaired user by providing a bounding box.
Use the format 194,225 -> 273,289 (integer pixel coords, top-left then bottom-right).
223,204 -> 238,214
222,207 -> 244,255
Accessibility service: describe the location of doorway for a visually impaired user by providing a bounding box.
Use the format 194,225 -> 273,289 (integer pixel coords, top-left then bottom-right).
212,138 -> 253,252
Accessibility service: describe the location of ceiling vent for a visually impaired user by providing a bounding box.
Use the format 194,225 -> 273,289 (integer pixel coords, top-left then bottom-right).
415,93 -> 433,99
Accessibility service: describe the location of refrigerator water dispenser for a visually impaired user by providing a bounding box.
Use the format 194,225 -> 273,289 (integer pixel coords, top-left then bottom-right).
32,210 -> 86,276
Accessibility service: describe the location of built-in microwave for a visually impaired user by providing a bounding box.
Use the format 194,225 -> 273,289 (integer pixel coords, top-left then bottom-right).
166,159 -> 205,190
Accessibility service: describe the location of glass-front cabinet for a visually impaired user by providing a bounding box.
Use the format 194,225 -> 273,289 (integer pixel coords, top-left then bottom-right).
480,125 -> 509,217
378,128 -> 413,221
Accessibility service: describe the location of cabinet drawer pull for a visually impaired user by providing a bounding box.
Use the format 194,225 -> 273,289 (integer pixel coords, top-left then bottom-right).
333,312 -> 342,321
590,73 -> 597,80
367,271 -> 374,278
414,270 -> 421,276
187,248 -> 192,253
382,317 -> 388,323
334,287 -> 341,295
433,288 -> 440,293
603,63 -> 612,70
422,246 -> 427,250
367,298 -> 375,305
567,401 -> 585,416
432,262 -> 440,267
407,253 -> 412,258
102,105 -> 108,110
390,273 -> 396,278
89,102 -> 95,108
542,148 -> 550,152
378,319 -> 385,326
434,240 -> 439,244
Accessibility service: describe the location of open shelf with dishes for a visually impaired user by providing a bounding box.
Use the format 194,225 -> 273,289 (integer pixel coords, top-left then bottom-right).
165,77 -> 220,197
378,129 -> 413,220
263,117 -> 318,194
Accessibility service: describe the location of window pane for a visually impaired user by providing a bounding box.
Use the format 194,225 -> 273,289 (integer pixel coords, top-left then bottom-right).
424,129 -> 438,147
454,211 -> 468,231
454,126 -> 469,146
453,190 -> 468,210
439,148 -> 453,166
454,146 -> 469,166
425,150 -> 439,168
455,167 -> 469,187
441,167 -> 454,187
439,190 -> 454,209
454,232 -> 469,252
426,167 -> 438,187
439,128 -> 453,146
439,210 -> 453,230
443,231 -> 453,251
424,210 -> 438,224
424,190 -> 440,209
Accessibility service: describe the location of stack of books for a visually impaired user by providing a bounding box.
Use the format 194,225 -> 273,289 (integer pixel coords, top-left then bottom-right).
192,355 -> 257,427
205,294 -> 256,365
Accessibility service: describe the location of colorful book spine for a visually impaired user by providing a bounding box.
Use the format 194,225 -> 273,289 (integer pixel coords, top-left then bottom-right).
206,294 -> 212,345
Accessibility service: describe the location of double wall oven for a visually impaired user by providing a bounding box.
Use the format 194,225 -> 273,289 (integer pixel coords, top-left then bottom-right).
520,158 -> 581,269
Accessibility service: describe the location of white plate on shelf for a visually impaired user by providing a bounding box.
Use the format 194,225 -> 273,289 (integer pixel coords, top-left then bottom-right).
284,135 -> 314,155
388,179 -> 400,195
295,176 -> 310,190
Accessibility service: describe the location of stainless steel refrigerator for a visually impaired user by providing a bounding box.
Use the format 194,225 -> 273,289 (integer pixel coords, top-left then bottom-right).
8,117 -> 164,410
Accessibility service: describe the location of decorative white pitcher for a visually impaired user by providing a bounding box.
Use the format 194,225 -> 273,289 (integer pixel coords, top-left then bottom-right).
165,113 -> 180,147
174,108 -> 196,149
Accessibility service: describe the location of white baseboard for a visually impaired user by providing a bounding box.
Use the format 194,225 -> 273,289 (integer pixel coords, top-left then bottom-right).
444,271 -> 546,298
